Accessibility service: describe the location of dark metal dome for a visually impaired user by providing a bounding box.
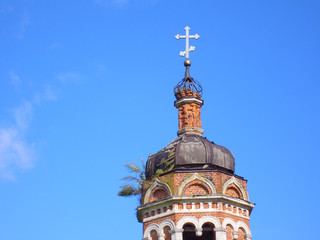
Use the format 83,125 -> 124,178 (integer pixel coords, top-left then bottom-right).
145,134 -> 235,179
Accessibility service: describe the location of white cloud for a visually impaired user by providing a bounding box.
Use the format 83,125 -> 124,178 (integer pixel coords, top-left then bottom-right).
9,71 -> 22,87
0,102 -> 35,181
94,0 -> 156,7
13,102 -> 32,130
1,69 -> 82,180
94,0 -> 128,7
15,11 -> 30,39
43,85 -> 59,102
0,2 -> 13,13
56,72 -> 84,84
49,42 -> 62,49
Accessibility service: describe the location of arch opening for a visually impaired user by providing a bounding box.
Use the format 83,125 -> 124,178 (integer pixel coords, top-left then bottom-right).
201,223 -> 215,240
163,226 -> 172,240
182,223 -> 216,240
150,229 -> 158,240
183,224 -> 197,240
226,224 -> 234,240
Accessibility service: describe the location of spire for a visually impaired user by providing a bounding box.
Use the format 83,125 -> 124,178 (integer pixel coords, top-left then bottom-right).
174,26 -> 204,136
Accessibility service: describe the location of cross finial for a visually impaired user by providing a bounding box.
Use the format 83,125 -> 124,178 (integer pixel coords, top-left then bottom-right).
175,26 -> 200,60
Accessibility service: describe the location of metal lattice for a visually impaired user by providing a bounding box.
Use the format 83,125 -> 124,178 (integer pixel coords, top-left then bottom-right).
174,66 -> 203,98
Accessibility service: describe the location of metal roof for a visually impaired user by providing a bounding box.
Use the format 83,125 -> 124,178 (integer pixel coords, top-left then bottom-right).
146,134 -> 235,179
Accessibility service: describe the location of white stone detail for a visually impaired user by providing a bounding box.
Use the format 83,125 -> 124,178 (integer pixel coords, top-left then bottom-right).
143,223 -> 160,239
176,216 -> 199,229
177,173 -> 216,196
222,176 -> 248,201
215,228 -> 227,240
159,219 -> 175,240
144,179 -> 172,204
199,216 -> 221,228
235,221 -> 251,236
222,217 -> 236,229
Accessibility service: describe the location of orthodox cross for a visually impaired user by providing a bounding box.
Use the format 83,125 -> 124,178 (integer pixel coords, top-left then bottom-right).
175,26 -> 200,59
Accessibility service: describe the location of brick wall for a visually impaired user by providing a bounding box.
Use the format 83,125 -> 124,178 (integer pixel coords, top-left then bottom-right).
143,171 -> 248,201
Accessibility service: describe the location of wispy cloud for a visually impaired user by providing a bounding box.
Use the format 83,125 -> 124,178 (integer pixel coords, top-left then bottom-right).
0,70 -> 62,181
49,42 -> 62,50
1,69 -> 85,180
94,0 -> 129,7
9,71 -> 22,87
0,101 -> 35,181
15,11 -> 30,39
56,72 -> 84,84
0,2 -> 13,13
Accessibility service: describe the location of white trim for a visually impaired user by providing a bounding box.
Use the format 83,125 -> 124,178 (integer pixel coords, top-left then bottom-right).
139,195 -> 254,211
144,179 -> 172,204
199,216 -> 221,228
176,216 -> 199,229
177,173 -> 216,196
222,176 -> 248,201
222,217 -> 236,229
174,97 -> 203,107
235,221 -> 251,235
144,224 -> 160,238
159,219 -> 175,236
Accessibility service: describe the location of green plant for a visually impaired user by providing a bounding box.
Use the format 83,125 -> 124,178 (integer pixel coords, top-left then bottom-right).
118,160 -> 146,200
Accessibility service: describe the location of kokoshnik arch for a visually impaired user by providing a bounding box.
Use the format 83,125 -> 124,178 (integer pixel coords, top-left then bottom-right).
137,26 -> 254,240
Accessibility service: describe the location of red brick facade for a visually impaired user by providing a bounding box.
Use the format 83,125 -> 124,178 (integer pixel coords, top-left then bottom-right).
138,170 -> 253,240
175,90 -> 204,136
177,103 -> 202,131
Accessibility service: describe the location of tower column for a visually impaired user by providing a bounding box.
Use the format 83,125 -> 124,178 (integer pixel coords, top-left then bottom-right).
174,61 -> 204,136
246,234 -> 253,240
173,229 -> 183,240
215,228 -> 227,240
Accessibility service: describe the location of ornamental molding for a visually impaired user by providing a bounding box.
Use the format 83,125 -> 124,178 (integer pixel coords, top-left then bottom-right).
222,176 -> 248,201
144,179 -> 172,204
222,217 -> 237,229
174,97 -> 203,107
177,173 -> 216,196
159,219 -> 175,237
143,223 -> 160,239
235,221 -> 251,236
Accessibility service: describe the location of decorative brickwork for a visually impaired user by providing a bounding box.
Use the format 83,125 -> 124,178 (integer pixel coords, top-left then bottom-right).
184,183 -> 209,196
178,103 -> 202,130
226,184 -> 242,199
226,225 -> 233,240
174,90 -> 204,136
142,172 -> 247,200
139,170 -> 253,240
150,229 -> 158,240
139,51 -> 254,240
150,188 -> 169,203
164,226 -> 172,240
238,228 -> 246,240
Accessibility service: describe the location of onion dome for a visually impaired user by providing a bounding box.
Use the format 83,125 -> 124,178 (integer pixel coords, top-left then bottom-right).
145,134 -> 235,179
145,27 -> 235,179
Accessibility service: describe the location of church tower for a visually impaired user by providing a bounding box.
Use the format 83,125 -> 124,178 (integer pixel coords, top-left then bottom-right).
137,27 -> 254,240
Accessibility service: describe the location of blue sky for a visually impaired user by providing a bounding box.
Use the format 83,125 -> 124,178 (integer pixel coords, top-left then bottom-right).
0,0 -> 319,239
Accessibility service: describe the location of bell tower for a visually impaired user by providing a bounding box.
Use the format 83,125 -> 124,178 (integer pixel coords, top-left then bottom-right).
137,27 -> 254,240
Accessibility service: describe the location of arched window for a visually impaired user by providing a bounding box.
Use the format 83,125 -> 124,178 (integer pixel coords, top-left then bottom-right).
183,224 -> 197,240
150,188 -> 169,202
238,227 -> 246,240
200,223 -> 215,240
163,226 -> 172,240
226,224 -> 234,240
150,229 -> 158,240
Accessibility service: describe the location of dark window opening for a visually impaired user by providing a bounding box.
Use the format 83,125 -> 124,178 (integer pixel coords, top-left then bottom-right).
182,223 -> 216,240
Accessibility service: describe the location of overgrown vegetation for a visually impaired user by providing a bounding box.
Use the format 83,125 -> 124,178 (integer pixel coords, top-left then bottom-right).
118,161 -> 146,201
